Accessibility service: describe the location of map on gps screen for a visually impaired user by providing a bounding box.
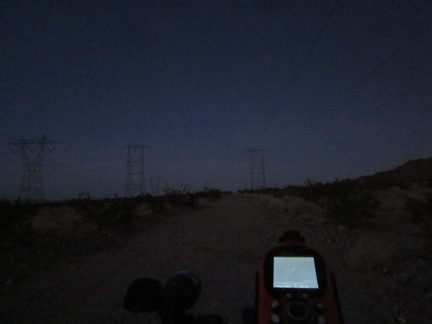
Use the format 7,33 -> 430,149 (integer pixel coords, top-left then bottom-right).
273,256 -> 319,289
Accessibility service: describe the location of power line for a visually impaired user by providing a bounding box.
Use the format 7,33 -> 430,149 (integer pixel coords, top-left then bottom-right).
46,144 -> 124,181
346,20 -> 432,94
320,78 -> 432,143
335,0 -> 428,77
258,0 -> 339,143
44,158 -> 123,183
357,78 -> 432,121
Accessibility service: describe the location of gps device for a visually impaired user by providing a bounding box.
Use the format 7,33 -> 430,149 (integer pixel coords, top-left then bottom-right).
256,231 -> 343,323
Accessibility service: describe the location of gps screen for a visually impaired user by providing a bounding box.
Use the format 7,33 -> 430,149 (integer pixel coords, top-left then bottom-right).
273,256 -> 319,289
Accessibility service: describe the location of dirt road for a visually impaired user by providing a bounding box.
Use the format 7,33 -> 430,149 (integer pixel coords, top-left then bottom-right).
1,194 -> 431,323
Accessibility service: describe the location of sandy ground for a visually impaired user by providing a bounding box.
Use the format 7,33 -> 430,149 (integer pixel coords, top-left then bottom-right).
1,193 -> 431,323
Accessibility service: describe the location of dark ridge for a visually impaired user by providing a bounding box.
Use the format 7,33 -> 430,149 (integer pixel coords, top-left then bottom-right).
358,157 -> 432,183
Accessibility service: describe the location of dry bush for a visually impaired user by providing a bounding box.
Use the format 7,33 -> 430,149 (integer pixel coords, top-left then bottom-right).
345,232 -> 427,270
344,234 -> 398,269
136,203 -> 153,217
404,194 -> 432,241
32,206 -> 84,234
378,185 -> 431,208
374,187 -> 411,212
279,180 -> 382,225
253,194 -> 275,206
255,194 -> 328,225
326,191 -> 381,225
86,200 -> 137,230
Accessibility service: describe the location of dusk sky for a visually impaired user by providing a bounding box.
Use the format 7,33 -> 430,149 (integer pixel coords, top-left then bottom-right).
1,0 -> 432,200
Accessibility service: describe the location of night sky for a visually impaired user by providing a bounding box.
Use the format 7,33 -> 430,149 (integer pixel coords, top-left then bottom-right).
1,0 -> 432,200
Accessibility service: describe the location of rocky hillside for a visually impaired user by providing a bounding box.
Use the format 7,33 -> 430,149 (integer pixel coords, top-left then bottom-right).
358,157 -> 432,183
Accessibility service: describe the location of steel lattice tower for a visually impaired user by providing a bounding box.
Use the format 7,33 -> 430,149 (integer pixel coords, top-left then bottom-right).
8,136 -> 58,201
246,149 -> 269,190
123,145 -> 149,197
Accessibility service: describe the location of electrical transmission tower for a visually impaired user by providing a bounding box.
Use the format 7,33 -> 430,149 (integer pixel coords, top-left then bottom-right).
246,149 -> 269,190
8,136 -> 58,201
123,145 -> 150,197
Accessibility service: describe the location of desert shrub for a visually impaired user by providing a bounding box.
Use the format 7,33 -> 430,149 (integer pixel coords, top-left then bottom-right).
302,180 -> 328,202
201,187 -> 223,199
278,179 -> 380,225
0,201 -> 44,239
161,187 -> 198,208
424,180 -> 432,189
129,188 -> 196,212
146,196 -> 165,212
326,191 -> 381,224
246,187 -> 283,197
0,201 -> 46,282
405,194 -> 432,245
253,179 -> 384,224
84,200 -> 137,231
294,179 -> 359,204
364,180 -> 410,191
405,194 -> 432,222
274,185 -> 303,197
109,187 -> 230,213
